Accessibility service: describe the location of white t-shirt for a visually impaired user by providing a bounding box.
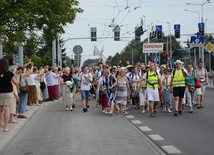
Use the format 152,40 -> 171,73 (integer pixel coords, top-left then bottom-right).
78,72 -> 92,90
26,74 -> 37,86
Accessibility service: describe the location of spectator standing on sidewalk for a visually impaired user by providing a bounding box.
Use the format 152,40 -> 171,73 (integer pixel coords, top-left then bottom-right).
78,66 -> 92,112
194,60 -> 208,109
46,67 -> 58,101
0,58 -> 19,132
170,60 -> 187,116
16,66 -> 30,119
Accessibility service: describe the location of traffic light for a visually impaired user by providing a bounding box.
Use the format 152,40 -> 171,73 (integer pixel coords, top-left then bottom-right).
199,28 -> 204,37
91,27 -> 97,41
114,26 -> 120,41
71,59 -> 75,64
175,29 -> 180,38
157,30 -> 162,39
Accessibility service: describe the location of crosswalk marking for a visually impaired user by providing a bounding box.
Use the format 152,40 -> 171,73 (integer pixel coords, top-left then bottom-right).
161,145 -> 182,154
131,120 -> 142,124
139,126 -> 152,131
148,134 -> 165,141
125,115 -> 135,119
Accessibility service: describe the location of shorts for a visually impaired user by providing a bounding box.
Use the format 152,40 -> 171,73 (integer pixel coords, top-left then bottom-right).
0,92 -> 14,106
196,85 -> 206,96
173,87 -> 185,98
146,88 -> 160,102
81,90 -> 90,100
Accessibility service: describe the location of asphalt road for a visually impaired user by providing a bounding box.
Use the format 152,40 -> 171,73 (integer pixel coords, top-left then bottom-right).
123,87 -> 214,155
1,96 -> 165,155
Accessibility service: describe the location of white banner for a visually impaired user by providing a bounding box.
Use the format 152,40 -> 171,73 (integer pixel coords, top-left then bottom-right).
143,43 -> 163,53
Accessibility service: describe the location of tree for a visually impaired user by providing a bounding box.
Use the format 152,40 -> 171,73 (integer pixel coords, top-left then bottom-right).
0,0 -> 83,42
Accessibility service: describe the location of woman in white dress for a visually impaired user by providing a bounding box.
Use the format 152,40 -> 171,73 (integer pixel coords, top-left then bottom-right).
61,68 -> 74,111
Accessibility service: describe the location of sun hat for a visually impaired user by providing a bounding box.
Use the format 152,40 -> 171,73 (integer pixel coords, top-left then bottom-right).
174,60 -> 183,65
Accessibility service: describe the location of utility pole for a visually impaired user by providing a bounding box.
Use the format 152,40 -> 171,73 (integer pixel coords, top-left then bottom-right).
0,35 -> 3,59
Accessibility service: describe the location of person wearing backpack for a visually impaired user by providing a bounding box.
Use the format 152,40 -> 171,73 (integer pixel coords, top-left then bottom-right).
142,63 -> 162,117
194,60 -> 209,109
170,60 -> 188,116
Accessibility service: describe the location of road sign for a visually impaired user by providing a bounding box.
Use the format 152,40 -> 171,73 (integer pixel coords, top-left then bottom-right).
205,42 -> 214,53
156,25 -> 162,31
73,45 -> 83,55
190,36 -> 204,48
153,56 -> 159,62
174,24 -> 180,30
198,23 -> 205,28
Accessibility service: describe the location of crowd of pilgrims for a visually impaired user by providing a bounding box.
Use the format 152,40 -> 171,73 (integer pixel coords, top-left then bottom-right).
0,58 -> 208,132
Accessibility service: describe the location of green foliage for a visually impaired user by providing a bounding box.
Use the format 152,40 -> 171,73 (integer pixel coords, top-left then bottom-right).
84,59 -> 100,67
107,35 -> 182,66
0,0 -> 83,42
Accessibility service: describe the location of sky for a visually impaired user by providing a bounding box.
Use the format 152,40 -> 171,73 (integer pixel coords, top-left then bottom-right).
62,0 -> 214,62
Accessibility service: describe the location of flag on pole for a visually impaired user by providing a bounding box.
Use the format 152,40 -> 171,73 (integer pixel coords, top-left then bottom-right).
93,46 -> 101,56
100,45 -> 104,53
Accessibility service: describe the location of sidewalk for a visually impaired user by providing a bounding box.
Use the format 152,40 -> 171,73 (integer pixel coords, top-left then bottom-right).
0,101 -> 52,152
0,95 -> 166,155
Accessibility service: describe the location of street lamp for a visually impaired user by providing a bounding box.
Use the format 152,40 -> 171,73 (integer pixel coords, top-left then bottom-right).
186,0 -> 211,66
184,9 -> 200,22
186,0 -> 211,23
157,20 -> 172,68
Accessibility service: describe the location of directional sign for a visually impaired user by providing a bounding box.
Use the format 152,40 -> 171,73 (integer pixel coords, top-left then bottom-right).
205,42 -> 214,53
198,23 -> 205,28
156,25 -> 162,31
174,24 -> 180,30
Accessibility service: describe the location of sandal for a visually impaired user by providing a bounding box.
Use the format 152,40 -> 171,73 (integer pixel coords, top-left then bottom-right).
151,113 -> 155,117
17,115 -> 27,119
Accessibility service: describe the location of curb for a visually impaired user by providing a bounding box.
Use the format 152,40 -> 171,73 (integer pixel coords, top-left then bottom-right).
120,114 -> 166,155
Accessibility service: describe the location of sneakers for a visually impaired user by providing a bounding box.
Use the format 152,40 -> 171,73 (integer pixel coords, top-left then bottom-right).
178,110 -> 183,115
163,105 -> 166,111
167,108 -> 172,113
189,108 -> 193,113
83,108 -> 88,112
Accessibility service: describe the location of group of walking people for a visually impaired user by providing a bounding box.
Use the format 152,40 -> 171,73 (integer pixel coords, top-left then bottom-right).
89,60 -> 208,117
0,57 -> 209,131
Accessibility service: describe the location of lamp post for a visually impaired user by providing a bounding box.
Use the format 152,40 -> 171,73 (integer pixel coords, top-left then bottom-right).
184,9 -> 200,22
186,0 -> 210,23
157,20 -> 172,68
186,0 -> 211,65
146,22 -> 154,64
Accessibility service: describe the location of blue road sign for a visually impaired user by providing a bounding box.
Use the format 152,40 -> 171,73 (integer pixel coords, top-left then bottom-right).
156,25 -> 162,31
153,56 -> 159,62
190,36 -> 204,44
198,23 -> 204,28
174,24 -> 180,30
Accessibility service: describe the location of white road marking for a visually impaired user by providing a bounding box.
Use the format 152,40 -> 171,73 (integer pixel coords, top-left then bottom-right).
125,115 -> 135,119
161,145 -> 182,154
148,134 -> 165,141
131,120 -> 142,124
139,126 -> 152,131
